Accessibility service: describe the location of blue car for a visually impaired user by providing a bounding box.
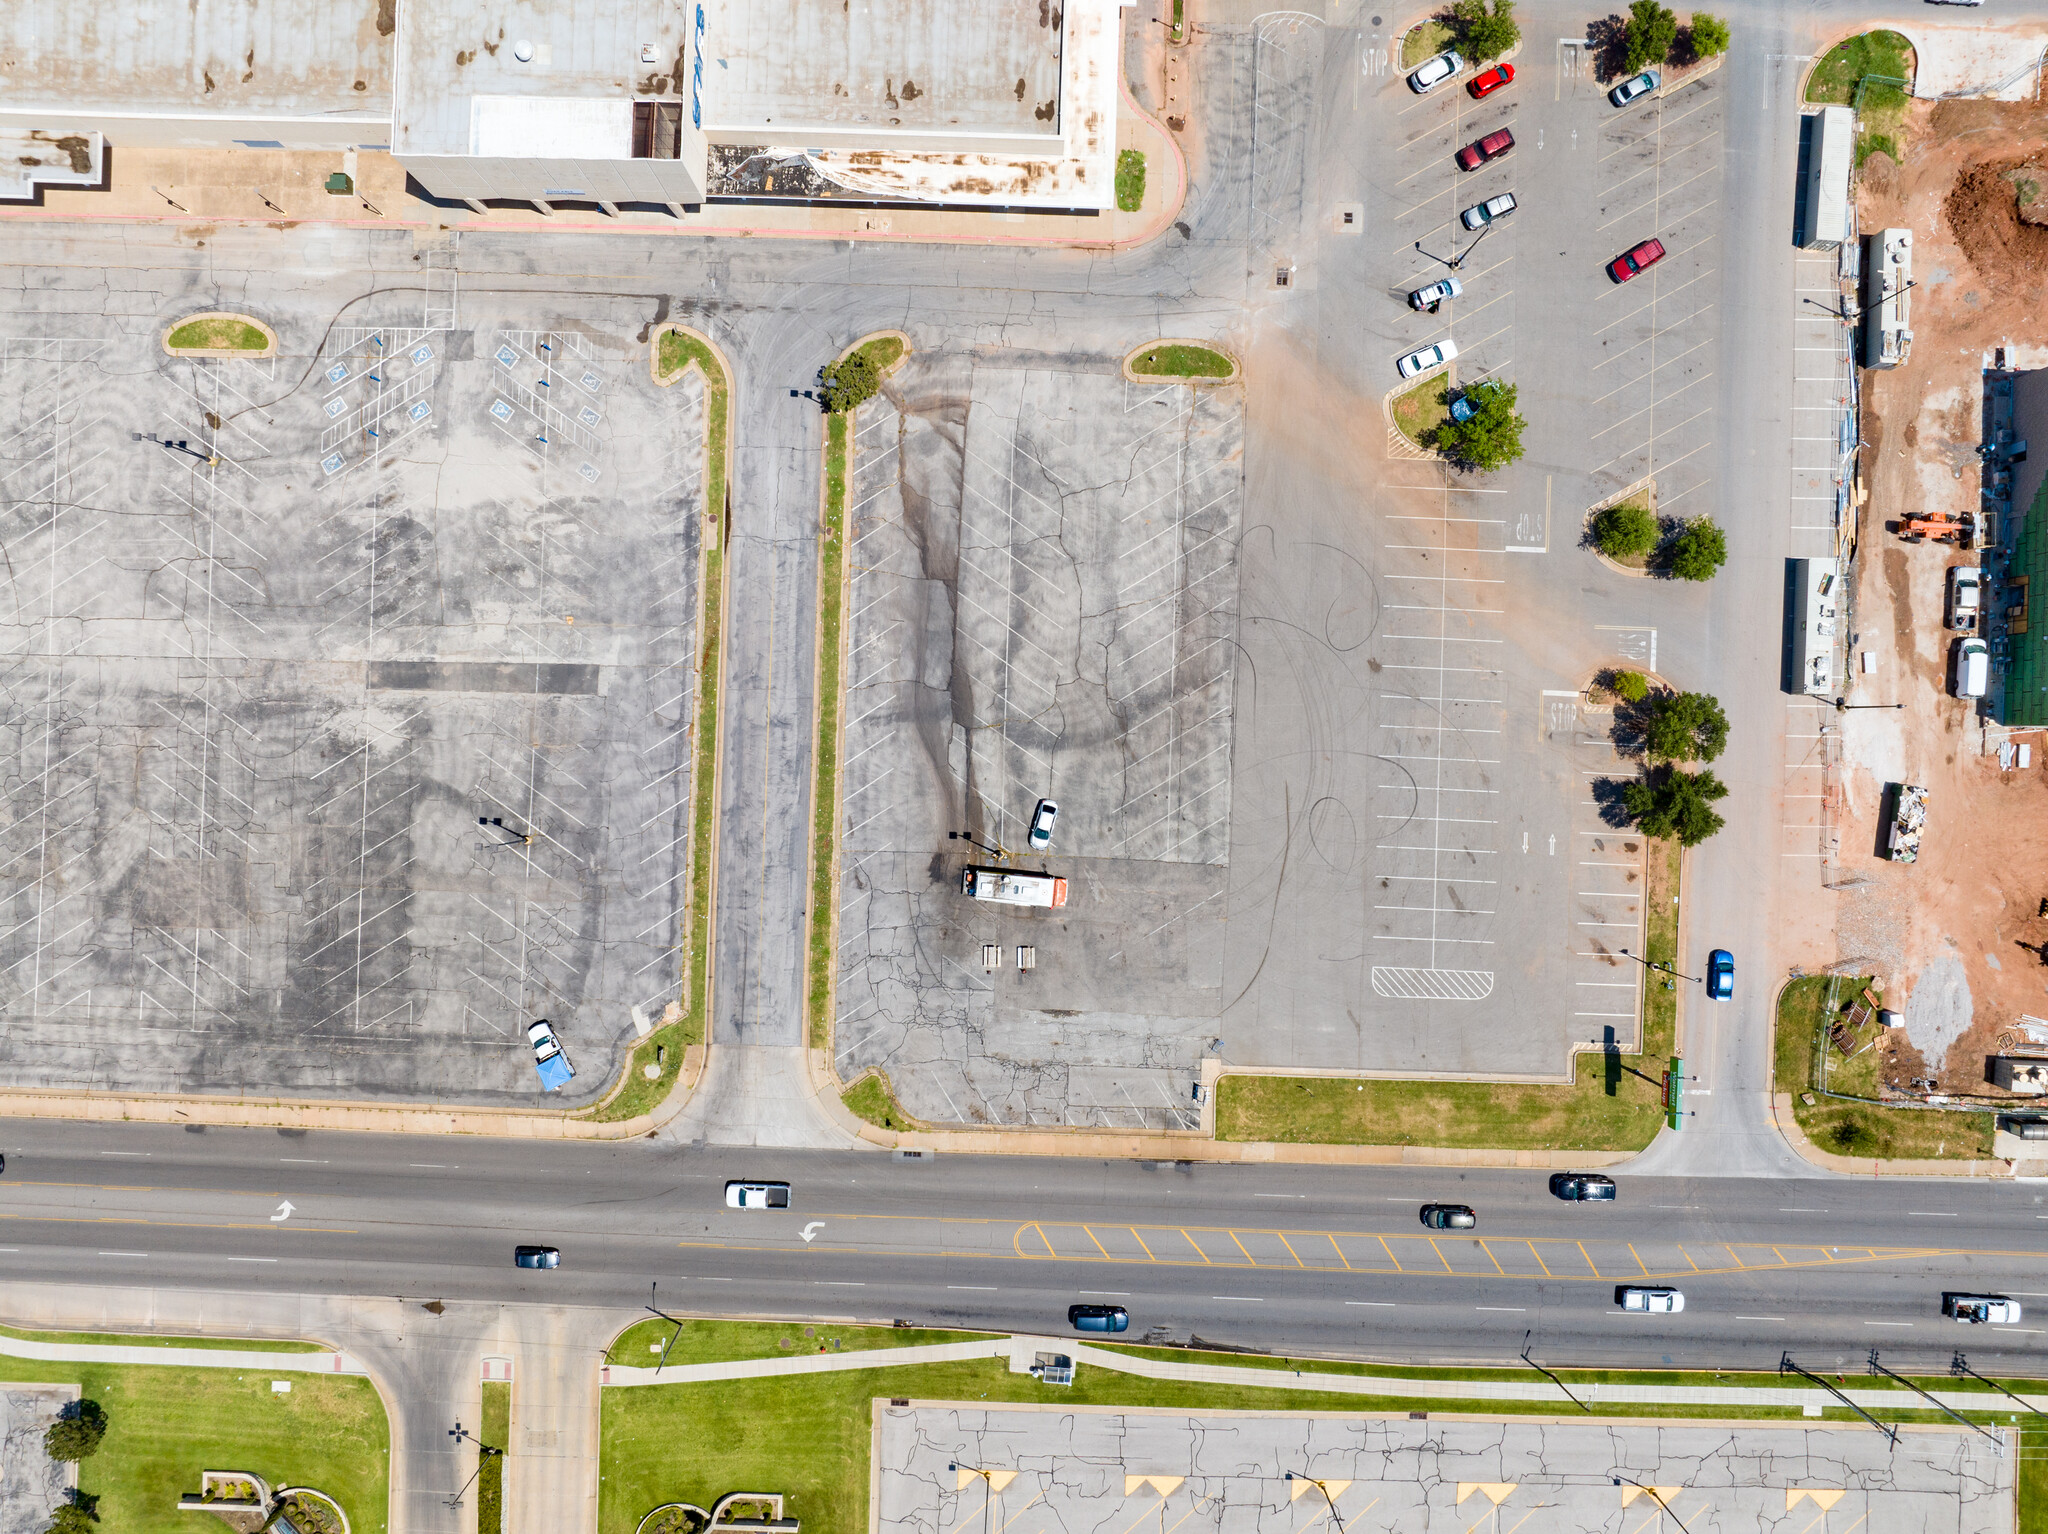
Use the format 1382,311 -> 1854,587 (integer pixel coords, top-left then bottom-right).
1707,949 -> 1734,1000
1450,379 -> 1503,423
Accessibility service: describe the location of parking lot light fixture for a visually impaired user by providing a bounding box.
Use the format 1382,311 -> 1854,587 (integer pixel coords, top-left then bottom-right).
1620,948 -> 1701,984
1286,1473 -> 1350,1533
1833,697 -> 1904,713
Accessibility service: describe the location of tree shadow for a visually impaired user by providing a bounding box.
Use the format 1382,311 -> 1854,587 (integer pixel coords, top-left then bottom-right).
1587,14 -> 1629,83
1589,775 -> 1638,830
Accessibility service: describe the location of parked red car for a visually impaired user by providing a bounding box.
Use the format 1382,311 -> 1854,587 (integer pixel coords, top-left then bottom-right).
1608,237 -> 1667,282
1456,127 -> 1515,172
1468,63 -> 1515,99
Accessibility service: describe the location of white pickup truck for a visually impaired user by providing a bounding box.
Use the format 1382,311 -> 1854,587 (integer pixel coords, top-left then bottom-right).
1948,566 -> 1983,632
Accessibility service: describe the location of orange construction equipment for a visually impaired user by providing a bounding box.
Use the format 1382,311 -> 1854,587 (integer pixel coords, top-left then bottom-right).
1900,513 -> 1963,542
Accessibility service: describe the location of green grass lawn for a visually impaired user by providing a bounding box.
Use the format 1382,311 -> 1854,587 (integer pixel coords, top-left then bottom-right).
165,316 -> 269,351
841,1072 -> 920,1132
603,1318 -> 988,1369
1219,840 -> 1677,1148
599,1352 -> 2035,1534
477,1380 -> 508,1534
1805,30 -> 1914,104
2026,1420 -> 2048,1533
1775,977 -> 1995,1159
1115,149 -> 1146,213
1401,18 -> 1455,69
1128,343 -> 1234,379
1390,373 -> 1448,449
0,1357 -> 388,1534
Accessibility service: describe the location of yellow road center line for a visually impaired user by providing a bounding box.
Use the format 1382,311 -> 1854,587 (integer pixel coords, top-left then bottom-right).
1131,1228 -> 1158,1262
1229,1230 -> 1258,1266
1478,1240 -> 1506,1277
1276,1232 -> 1308,1268
1326,1232 -> 1351,1271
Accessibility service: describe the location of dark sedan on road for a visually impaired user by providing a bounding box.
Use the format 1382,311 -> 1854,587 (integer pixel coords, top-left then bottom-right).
1607,237 -> 1666,283
1420,1203 -> 1477,1230
1707,949 -> 1734,1000
1068,1303 -> 1129,1333
1550,1172 -> 1617,1202
513,1245 -> 560,1269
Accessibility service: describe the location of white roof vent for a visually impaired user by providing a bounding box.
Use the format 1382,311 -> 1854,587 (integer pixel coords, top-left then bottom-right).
512,39 -> 535,63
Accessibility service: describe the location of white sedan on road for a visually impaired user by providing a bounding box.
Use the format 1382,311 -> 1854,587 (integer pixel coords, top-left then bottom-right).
1617,1286 -> 1686,1314
1397,338 -> 1459,379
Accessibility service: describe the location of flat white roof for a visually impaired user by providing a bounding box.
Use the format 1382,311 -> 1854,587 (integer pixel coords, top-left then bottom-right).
470,95 -> 632,158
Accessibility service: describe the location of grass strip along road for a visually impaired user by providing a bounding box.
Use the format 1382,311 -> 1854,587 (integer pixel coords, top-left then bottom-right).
1217,839 -> 1679,1148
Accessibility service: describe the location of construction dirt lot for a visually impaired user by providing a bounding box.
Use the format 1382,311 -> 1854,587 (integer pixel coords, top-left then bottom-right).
1835,92 -> 2048,1098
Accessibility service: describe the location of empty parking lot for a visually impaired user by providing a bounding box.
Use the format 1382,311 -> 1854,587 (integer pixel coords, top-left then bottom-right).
0,276 -> 706,1103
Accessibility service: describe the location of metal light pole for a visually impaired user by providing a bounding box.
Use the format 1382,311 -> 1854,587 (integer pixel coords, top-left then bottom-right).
948,829 -> 1008,860
1286,1474 -> 1350,1534
1833,698 -> 1903,713
1619,947 -> 1702,984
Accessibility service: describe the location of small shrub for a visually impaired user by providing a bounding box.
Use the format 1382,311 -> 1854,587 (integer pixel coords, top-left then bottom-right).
1592,501 -> 1658,560
1115,150 -> 1146,213
1624,0 -> 1678,73
818,350 -> 883,414
1610,670 -> 1650,704
1667,515 -> 1728,581
1688,13 -> 1729,59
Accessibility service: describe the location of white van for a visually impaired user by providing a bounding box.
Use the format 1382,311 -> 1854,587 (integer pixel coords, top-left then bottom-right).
1956,637 -> 1989,699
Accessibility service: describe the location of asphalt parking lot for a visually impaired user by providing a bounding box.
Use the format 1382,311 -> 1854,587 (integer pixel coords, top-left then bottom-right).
0,266 -> 705,1103
833,354 -> 1245,1129
877,1408 -> 2012,1534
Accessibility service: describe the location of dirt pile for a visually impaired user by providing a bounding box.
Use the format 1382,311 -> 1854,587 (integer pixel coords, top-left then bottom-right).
1943,155 -> 2048,280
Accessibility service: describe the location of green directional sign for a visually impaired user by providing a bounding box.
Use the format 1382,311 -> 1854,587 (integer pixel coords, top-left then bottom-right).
1664,1056 -> 1684,1130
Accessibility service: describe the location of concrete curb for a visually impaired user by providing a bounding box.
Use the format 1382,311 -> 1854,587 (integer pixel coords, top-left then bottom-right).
1586,477 -> 1659,578
1383,368 -> 1453,458
1648,51 -> 1727,103
1110,74 -> 1190,252
1796,31 -> 1915,111
162,311 -> 277,359
1122,340 -> 1241,385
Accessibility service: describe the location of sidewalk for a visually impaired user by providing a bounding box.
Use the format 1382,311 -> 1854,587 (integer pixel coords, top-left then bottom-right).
0,1330 -> 361,1375
599,1330 -> 2047,1418
0,81 -> 1185,253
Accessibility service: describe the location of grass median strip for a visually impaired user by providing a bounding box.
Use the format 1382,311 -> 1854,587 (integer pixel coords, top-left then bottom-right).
0,1322 -> 328,1353
165,315 -> 270,352
1216,839 -> 1677,1149
807,335 -> 905,1051
1128,342 -> 1234,380
477,1378 -> 508,1534
605,1318 -> 986,1369
1390,373 -> 1448,452
585,329 -> 731,1122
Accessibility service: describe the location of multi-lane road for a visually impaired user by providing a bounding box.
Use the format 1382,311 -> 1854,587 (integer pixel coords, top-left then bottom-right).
5,1120 -> 2045,1375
